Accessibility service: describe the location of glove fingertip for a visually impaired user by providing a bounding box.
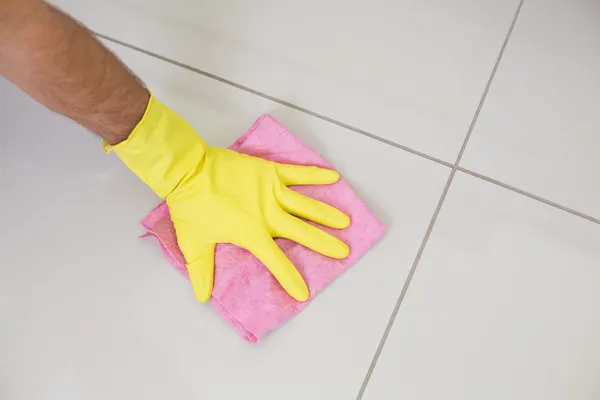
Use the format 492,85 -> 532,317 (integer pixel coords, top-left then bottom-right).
318,168 -> 340,184
195,290 -> 212,303
192,282 -> 212,303
186,256 -> 215,303
333,241 -> 351,259
294,288 -> 310,303
332,212 -> 351,229
191,276 -> 212,303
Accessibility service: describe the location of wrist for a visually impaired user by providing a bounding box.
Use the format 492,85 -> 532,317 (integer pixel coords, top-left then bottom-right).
102,87 -> 150,145
103,94 -> 207,198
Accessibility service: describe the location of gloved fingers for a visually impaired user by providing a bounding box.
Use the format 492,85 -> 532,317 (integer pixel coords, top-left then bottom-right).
277,186 -> 350,229
249,236 -> 310,302
275,163 -> 340,186
275,213 -> 350,259
184,242 -> 216,303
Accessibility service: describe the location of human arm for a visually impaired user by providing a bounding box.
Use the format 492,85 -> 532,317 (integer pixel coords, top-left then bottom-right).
0,0 -> 149,145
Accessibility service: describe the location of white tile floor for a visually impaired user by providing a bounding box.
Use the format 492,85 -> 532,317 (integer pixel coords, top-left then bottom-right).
1,1 -> 599,399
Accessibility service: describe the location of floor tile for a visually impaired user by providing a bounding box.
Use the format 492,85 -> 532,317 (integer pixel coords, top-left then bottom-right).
50,0 -> 519,162
362,172 -> 600,400
0,40 -> 449,400
462,0 -> 600,219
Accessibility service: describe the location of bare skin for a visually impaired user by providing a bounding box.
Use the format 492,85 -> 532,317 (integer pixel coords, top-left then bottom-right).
0,0 -> 149,145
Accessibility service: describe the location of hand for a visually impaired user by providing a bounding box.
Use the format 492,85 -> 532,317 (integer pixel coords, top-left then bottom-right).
106,95 -> 350,302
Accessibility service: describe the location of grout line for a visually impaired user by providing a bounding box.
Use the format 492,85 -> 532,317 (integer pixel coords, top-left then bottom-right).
98,25 -> 599,228
95,32 -> 454,169
458,167 -> 600,224
453,0 -> 525,168
355,166 -> 455,400
355,1 -> 524,398
96,20 -> 599,230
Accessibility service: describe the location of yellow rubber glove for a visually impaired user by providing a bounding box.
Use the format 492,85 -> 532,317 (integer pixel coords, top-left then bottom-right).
104,94 -> 350,302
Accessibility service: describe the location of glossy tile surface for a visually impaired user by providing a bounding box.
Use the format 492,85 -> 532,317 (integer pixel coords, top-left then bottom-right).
50,0 -> 520,161
0,40 -> 448,399
462,0 -> 600,218
4,1 -> 600,399
363,172 -> 600,400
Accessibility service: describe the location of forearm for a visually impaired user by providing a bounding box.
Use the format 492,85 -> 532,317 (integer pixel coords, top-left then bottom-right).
0,0 -> 149,144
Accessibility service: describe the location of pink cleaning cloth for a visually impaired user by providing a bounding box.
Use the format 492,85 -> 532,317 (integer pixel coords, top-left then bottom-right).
141,115 -> 386,343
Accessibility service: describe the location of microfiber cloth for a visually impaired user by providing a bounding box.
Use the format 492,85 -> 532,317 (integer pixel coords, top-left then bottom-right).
141,115 -> 386,342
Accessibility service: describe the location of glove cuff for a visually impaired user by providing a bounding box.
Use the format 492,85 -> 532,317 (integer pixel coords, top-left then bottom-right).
103,94 -> 207,198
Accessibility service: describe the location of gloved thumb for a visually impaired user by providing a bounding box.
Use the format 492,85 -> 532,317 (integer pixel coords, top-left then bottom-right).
184,242 -> 217,303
